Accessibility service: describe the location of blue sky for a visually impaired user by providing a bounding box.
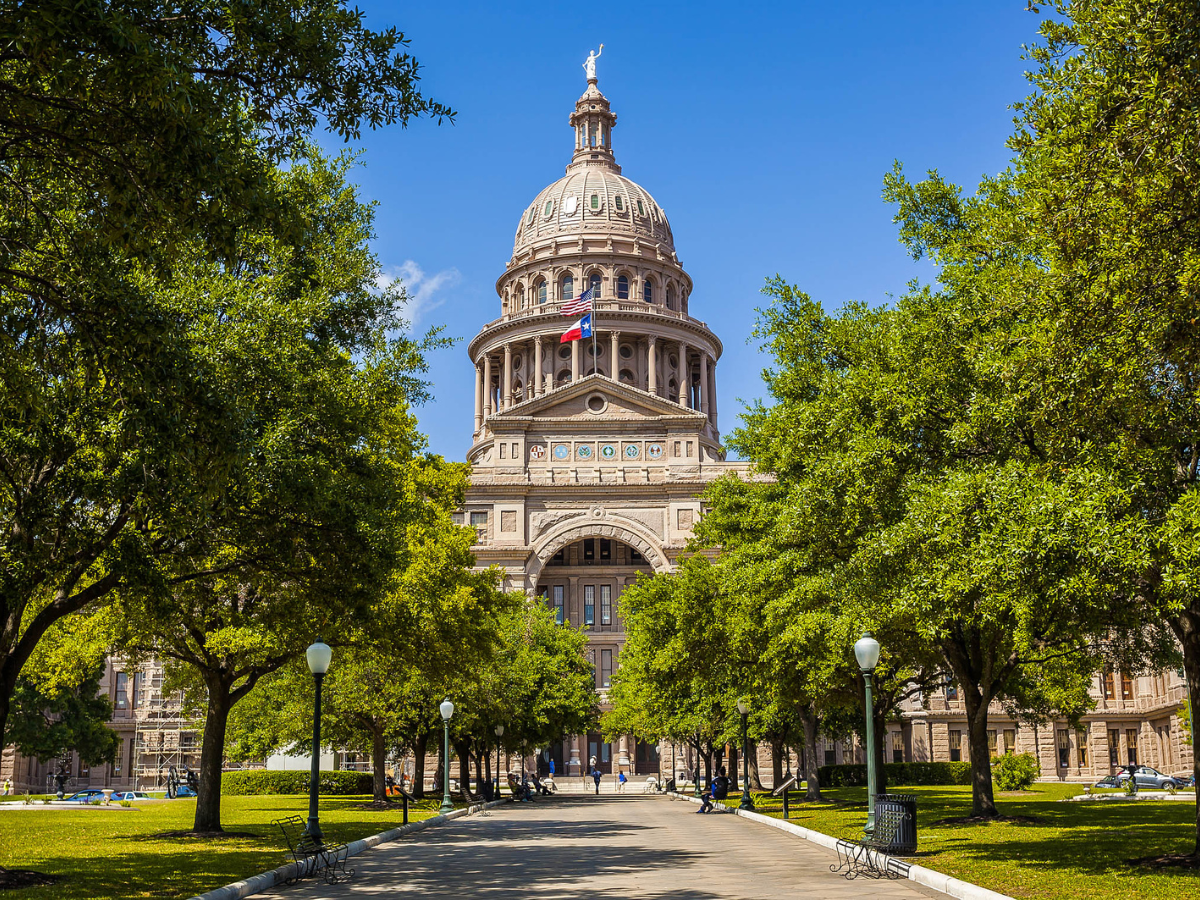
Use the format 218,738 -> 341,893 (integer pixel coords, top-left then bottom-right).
327,2 -> 1047,461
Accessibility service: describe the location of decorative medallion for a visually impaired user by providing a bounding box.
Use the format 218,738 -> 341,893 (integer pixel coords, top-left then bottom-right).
600,444 -> 616,460
577,444 -> 593,460
624,444 -> 640,459
647,442 -> 664,459
529,444 -> 546,461
553,444 -> 570,461
563,195 -> 578,216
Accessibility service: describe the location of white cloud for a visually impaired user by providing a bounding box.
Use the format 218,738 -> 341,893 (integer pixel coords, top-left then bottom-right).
376,260 -> 461,328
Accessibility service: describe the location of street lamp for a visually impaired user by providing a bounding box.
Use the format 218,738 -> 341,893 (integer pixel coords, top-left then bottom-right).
305,639 -> 332,842
494,724 -> 504,796
439,698 -> 455,814
854,632 -> 881,836
737,698 -> 755,811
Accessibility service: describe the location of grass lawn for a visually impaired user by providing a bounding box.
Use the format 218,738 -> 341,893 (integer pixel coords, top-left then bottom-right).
0,793 -> 457,899
750,783 -> 1199,900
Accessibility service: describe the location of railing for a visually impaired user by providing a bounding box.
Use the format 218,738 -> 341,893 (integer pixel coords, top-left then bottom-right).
481,300 -> 707,330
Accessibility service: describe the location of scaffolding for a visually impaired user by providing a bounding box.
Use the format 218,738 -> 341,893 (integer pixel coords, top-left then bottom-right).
129,663 -> 202,790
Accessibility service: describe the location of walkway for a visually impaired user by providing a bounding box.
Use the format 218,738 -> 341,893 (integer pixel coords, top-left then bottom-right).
257,795 -> 941,899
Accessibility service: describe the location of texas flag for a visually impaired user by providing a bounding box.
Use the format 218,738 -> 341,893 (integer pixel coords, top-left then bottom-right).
560,313 -> 593,343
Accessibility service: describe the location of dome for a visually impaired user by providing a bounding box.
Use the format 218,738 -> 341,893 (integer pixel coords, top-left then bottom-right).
513,168 -> 673,257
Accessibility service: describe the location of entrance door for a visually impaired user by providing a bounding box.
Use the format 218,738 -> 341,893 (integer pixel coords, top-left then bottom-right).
586,733 -> 612,774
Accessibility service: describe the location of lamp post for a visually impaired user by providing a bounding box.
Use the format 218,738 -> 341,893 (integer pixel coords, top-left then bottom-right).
737,699 -> 755,810
304,640 -> 332,842
439,698 -> 455,814
854,632 -> 881,836
494,724 -> 504,796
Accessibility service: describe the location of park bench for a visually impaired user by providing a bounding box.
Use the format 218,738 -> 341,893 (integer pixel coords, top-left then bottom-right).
273,815 -> 353,885
829,806 -> 911,880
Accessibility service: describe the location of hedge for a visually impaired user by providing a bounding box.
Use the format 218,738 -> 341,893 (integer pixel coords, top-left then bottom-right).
818,761 -> 972,788
222,769 -> 374,796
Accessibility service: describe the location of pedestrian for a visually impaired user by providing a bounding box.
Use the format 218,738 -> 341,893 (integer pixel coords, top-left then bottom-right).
698,766 -> 729,813
592,766 -> 602,795
548,757 -> 555,777
2,778 -> 9,796
618,770 -> 627,793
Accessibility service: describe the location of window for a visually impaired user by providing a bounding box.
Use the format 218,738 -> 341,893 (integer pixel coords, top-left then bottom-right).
584,585 -> 595,626
600,649 -> 613,688
527,206 -> 535,224
891,731 -> 904,764
516,285 -> 525,309
643,280 -> 653,303
553,585 -> 565,624
629,547 -> 643,563
987,729 -> 997,756
113,738 -> 124,776
1078,728 -> 1089,766
667,284 -> 675,309
945,683 -> 959,702
132,672 -> 143,709
470,511 -> 488,526
544,200 -> 553,216
537,281 -> 547,304
588,273 -> 601,297
590,193 -> 599,210
561,274 -> 574,301
1102,670 -> 1115,699
1057,729 -> 1070,767
600,539 -> 612,561
615,195 -> 624,211
115,673 -> 129,710
1004,729 -> 1016,755
584,538 -> 595,562
637,198 -> 646,215
617,275 -> 629,299
1121,673 -> 1134,700
824,748 -> 836,766
949,730 -> 962,762
1108,728 -> 1120,765
499,443 -> 506,459
1126,728 -> 1138,765
600,585 -> 612,625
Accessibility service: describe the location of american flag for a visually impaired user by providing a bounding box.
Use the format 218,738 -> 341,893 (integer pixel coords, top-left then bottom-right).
560,287 -> 594,316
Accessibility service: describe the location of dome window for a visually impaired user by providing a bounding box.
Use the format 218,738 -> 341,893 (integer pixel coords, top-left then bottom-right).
588,273 -> 602,297
561,274 -> 574,301
527,206 -> 536,225
512,355 -> 523,370
544,200 -> 554,217
643,280 -> 654,304
667,284 -> 675,310
590,193 -> 600,210
615,195 -> 624,212
617,275 -> 629,299
516,286 -> 525,309
537,281 -> 547,305
636,199 -> 646,216
619,344 -> 633,360
558,345 -> 572,361
619,368 -> 635,384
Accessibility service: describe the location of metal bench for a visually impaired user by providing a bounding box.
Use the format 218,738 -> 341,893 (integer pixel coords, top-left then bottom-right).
830,807 -> 912,880
273,815 -> 353,885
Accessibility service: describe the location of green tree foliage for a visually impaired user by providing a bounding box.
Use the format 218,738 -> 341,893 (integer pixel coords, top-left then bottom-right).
0,2 -> 451,750
5,665 -> 119,777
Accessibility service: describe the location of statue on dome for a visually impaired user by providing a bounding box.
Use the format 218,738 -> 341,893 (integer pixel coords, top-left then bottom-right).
583,44 -> 603,82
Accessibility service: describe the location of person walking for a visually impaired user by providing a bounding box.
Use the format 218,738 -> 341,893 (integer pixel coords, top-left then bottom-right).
2,778 -> 10,796
618,770 -> 627,793
591,766 -> 602,795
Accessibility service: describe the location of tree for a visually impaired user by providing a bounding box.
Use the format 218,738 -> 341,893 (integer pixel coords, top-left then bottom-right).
0,2 -> 451,748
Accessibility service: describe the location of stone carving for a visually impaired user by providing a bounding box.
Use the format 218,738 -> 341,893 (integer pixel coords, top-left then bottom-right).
583,44 -> 603,82
529,509 -> 583,539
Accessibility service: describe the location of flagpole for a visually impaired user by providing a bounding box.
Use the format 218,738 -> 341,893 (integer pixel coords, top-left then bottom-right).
590,292 -> 598,379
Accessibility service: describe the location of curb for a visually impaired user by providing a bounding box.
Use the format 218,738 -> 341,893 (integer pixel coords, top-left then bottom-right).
188,798 -> 509,900
667,793 -> 1014,900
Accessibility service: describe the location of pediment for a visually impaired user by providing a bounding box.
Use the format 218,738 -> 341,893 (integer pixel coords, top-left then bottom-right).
489,374 -> 706,424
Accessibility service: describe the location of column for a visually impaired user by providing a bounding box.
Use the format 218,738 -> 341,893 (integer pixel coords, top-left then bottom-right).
473,363 -> 483,433
709,360 -> 718,426
610,331 -> 620,379
571,339 -> 580,382
648,336 -> 658,396
699,352 -> 709,416
678,341 -> 690,407
534,336 -> 544,397
503,343 -> 513,409
483,353 -> 493,418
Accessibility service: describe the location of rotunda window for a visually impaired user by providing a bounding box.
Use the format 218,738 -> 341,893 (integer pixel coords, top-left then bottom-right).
558,345 -> 572,361
617,275 -> 629,300
512,355 -> 523,370
619,344 -> 633,359
667,284 -> 675,309
587,343 -> 603,358
615,195 -> 624,212
668,380 -> 679,403
561,274 -> 574,301
544,200 -> 554,217
516,285 -> 525,309
636,199 -> 646,216
527,206 -> 536,225
590,193 -> 600,210
619,368 -> 635,384
668,354 -> 678,369
537,281 -> 547,305
643,280 -> 654,304
513,381 -> 523,401
556,370 -> 571,386
588,273 -> 601,297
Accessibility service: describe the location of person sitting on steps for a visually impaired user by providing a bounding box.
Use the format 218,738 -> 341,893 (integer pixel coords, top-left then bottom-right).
697,766 -> 729,813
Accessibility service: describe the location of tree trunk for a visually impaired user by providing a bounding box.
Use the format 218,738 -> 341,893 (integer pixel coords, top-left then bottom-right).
474,747 -> 484,795
455,740 -> 474,800
411,731 -> 428,799
1168,607 -> 1200,857
800,704 -> 823,801
963,685 -> 999,818
747,739 -> 764,790
484,746 -> 492,787
771,737 -> 784,790
193,677 -> 232,833
727,744 -> 737,789
371,722 -> 387,802
702,744 -> 713,786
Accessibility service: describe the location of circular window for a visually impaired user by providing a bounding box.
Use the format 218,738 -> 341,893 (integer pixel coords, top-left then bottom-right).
558,345 -> 572,360
668,354 -> 678,368
619,344 -> 633,359
587,344 -> 603,357
512,355 -> 523,370
586,394 -> 607,414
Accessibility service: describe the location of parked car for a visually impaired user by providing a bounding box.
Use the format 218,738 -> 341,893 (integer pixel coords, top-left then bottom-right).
61,789 -> 106,803
171,785 -> 197,798
1094,767 -> 1185,791
113,791 -> 151,801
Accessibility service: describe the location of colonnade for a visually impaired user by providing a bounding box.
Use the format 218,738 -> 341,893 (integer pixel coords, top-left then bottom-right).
472,330 -> 717,435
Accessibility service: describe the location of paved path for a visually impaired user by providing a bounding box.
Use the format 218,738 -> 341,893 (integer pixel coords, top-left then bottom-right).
258,795 -> 941,899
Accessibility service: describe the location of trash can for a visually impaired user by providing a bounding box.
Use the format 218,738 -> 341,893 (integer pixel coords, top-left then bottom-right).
875,793 -> 917,854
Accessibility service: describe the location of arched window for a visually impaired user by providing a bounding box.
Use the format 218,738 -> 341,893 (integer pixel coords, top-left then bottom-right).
617,275 -> 629,299
590,193 -> 600,210
516,285 -> 525,309
668,379 -> 679,403
643,280 -> 654,304
615,195 -> 624,212
588,273 -> 602,298
666,284 -> 675,309
561,274 -> 574,301
537,281 -> 547,305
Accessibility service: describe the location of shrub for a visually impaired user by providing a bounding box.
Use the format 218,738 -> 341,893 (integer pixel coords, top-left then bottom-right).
818,761 -> 972,788
222,769 -> 374,796
992,753 -> 1039,791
